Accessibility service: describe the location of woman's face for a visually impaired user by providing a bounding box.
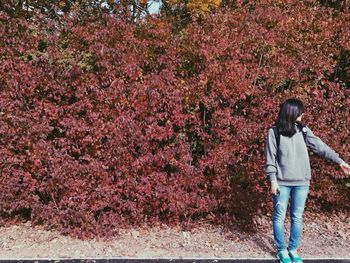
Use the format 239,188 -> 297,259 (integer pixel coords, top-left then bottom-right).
296,113 -> 304,121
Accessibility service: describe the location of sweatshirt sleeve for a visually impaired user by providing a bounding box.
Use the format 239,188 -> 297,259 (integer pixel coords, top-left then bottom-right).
264,128 -> 278,182
304,125 -> 344,165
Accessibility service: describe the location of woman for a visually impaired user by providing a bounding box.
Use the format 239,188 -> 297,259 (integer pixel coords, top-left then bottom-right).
264,98 -> 350,263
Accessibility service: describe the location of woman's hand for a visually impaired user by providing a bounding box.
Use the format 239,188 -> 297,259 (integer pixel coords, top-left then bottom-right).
340,161 -> 350,175
271,180 -> 280,195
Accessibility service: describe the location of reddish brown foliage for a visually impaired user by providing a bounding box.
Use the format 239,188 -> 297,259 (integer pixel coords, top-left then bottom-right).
0,1 -> 349,239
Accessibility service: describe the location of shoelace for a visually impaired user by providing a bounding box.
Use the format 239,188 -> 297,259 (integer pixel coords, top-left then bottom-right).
280,250 -> 290,257
289,249 -> 299,257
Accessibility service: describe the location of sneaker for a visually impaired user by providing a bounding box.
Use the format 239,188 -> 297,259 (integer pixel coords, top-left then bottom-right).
277,249 -> 292,263
288,249 -> 303,263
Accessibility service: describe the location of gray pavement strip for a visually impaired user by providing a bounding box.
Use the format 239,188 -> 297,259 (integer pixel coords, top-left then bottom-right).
0,258 -> 350,263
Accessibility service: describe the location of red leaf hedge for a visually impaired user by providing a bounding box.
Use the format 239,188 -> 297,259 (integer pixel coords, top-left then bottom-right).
1,1 -> 349,239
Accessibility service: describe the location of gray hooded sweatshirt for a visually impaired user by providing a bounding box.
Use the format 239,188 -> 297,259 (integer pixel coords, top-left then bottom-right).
264,123 -> 344,186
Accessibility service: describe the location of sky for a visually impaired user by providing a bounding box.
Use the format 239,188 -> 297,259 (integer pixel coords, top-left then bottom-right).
101,0 -> 162,15
148,0 -> 162,14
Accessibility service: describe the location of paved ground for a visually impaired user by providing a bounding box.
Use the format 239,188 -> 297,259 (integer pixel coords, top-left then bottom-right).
0,258 -> 350,263
1,212 -> 349,261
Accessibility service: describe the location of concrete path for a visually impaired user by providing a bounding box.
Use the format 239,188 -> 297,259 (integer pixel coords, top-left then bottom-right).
0,258 -> 349,263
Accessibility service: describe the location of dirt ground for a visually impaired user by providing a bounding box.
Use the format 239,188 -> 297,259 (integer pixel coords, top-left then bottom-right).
0,211 -> 349,259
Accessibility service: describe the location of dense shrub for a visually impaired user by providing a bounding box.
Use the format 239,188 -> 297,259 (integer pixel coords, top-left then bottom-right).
0,0 -> 349,239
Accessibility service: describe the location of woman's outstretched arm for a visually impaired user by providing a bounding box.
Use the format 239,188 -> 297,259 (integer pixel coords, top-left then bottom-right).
304,125 -> 350,175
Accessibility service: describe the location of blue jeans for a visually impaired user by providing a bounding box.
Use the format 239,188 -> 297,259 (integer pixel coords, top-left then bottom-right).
272,185 -> 309,252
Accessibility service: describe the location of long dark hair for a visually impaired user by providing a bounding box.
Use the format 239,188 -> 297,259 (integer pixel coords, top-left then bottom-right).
275,98 -> 305,137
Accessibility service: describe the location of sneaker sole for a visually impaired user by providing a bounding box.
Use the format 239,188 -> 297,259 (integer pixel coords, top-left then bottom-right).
277,257 -> 292,263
